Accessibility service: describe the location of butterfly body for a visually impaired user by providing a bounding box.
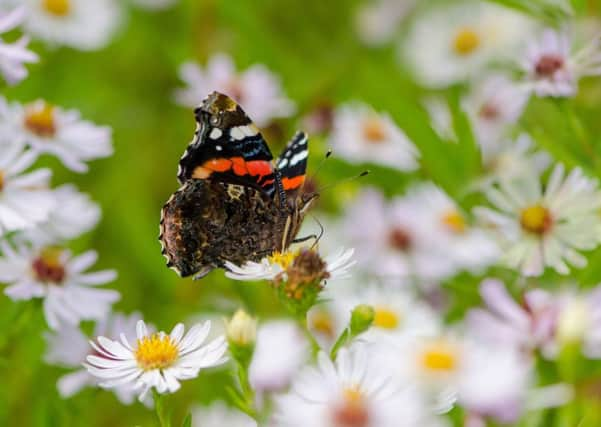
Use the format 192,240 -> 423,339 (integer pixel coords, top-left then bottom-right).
159,92 -> 314,279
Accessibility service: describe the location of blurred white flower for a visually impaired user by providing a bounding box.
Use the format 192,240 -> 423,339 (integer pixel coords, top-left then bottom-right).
422,97 -> 456,141
466,279 -> 561,359
0,141 -> 55,234
404,1 -> 535,87
131,0 -> 178,11
474,164 -> 601,276
355,0 -> 414,46
85,319 -> 228,401
174,53 -> 295,127
477,134 -> 551,188
522,28 -> 601,97
225,247 -> 355,283
273,345 -> 431,427
0,244 -> 119,329
249,320 -> 309,394
192,402 -> 257,427
19,184 -> 100,244
0,7 -> 37,85
329,103 -> 419,171
17,0 -> 122,51
0,98 -> 113,172
463,75 -> 530,146
344,186 -> 498,283
44,312 -> 149,404
311,284 -> 440,349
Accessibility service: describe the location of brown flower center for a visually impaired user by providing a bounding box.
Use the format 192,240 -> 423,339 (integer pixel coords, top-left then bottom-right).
0,171 -> 4,192
388,227 -> 412,252
479,102 -> 500,121
453,27 -> 480,56
362,118 -> 387,143
42,0 -> 71,17
24,102 -> 56,138
332,387 -> 369,427
535,54 -> 564,77
520,204 -> 553,235
274,249 -> 329,302
32,248 -> 65,284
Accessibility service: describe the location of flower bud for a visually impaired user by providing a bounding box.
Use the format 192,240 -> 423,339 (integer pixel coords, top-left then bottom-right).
226,309 -> 257,347
350,304 -> 375,336
558,298 -> 590,345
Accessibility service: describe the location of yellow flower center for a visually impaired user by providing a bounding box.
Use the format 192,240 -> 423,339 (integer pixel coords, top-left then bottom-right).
32,247 -> 65,284
332,386 -> 369,427
310,310 -> 335,338
373,306 -> 399,330
268,250 -> 297,269
441,209 -> 466,234
24,102 -> 57,138
520,204 -> 553,235
42,0 -> 71,16
453,27 -> 480,56
362,118 -> 387,144
420,341 -> 458,373
135,333 -> 179,371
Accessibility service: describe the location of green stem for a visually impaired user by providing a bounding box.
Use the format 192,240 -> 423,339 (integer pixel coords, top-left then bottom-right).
329,328 -> 350,361
298,315 -> 320,359
153,390 -> 172,427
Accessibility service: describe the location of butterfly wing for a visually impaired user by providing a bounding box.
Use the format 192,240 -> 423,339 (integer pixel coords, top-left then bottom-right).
177,91 -> 277,195
276,131 -> 309,198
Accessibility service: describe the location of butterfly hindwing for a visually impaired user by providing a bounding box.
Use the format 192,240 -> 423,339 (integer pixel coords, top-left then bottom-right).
276,131 -> 308,197
177,92 -> 276,194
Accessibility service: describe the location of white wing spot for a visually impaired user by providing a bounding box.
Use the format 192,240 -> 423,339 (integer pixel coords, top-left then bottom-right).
290,150 -> 308,166
216,145 -> 223,151
278,158 -> 289,168
210,128 -> 223,139
230,126 -> 245,140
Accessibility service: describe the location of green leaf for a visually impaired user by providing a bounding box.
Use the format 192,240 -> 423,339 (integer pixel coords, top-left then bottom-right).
181,414 -> 192,427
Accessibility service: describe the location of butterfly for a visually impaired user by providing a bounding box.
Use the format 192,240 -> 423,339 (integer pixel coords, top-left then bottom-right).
159,91 -> 316,279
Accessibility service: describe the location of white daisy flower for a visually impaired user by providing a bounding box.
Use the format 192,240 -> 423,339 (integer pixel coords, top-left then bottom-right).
174,53 -> 295,127
0,141 -> 55,234
192,402 -> 257,427
0,243 -> 119,329
19,184 -> 100,244
44,312 -> 149,404
249,320 -> 309,394
404,1 -> 535,87
131,0 -> 178,11
355,0 -> 414,46
273,344 -> 431,427
225,247 -> 355,283
309,284 -> 441,349
17,0 -> 122,51
466,279 -> 561,359
0,7 -> 37,85
329,103 -> 418,172
463,74 -> 530,146
0,97 -> 113,172
476,134 -> 551,189
474,164 -> 601,276
84,319 -> 228,401
344,186 -> 497,283
522,28 -> 601,97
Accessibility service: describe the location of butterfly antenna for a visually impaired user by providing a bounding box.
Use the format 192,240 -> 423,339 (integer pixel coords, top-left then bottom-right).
317,170 -> 370,194
310,214 -> 325,250
302,148 -> 332,194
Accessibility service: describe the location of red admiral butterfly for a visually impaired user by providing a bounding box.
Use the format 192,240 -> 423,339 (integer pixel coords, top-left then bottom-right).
159,92 -> 316,279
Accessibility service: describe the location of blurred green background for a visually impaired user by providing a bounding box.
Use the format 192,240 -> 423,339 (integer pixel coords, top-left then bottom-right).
3,0 -> 601,425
